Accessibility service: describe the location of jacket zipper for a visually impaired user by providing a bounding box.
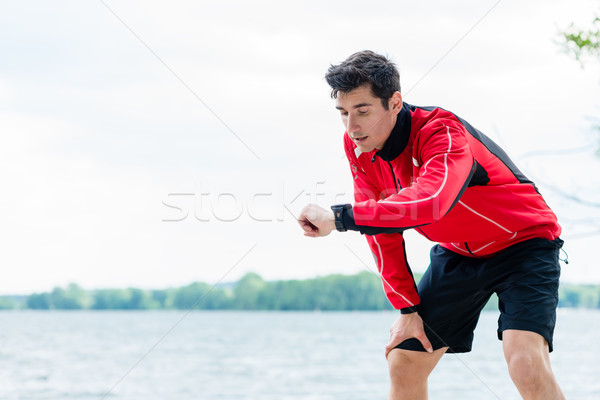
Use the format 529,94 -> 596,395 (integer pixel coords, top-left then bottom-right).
464,242 -> 475,256
387,160 -> 401,192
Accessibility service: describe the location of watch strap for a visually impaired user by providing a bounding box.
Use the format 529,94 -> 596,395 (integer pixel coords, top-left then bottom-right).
331,204 -> 352,232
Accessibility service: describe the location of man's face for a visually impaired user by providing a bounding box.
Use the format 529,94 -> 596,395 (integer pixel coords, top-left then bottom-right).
335,84 -> 402,152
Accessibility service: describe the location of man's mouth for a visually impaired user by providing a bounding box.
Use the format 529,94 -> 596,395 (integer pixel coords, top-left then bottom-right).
353,136 -> 367,143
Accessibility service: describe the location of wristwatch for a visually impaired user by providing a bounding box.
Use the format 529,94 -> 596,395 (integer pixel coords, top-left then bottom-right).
331,204 -> 352,232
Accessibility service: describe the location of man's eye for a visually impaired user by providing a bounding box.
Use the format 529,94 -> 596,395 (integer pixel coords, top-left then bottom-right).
358,109 -> 368,114
341,112 -> 348,116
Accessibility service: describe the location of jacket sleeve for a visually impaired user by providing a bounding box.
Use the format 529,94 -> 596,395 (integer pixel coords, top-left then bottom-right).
352,120 -> 475,228
344,134 -> 421,310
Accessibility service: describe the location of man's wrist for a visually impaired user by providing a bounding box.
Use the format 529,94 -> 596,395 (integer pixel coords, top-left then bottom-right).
400,304 -> 419,314
328,212 -> 336,233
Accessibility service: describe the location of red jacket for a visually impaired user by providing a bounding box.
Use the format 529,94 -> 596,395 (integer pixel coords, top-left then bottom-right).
343,103 -> 561,309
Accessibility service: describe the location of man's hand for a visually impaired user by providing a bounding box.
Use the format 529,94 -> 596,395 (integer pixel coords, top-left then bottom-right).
385,313 -> 433,358
298,204 -> 336,237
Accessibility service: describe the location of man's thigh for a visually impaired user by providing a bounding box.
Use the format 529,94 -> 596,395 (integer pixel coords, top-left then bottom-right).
502,329 -> 550,360
489,238 -> 562,352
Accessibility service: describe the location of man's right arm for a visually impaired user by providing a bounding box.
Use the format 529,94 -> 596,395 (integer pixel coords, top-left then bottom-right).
341,134 -> 432,354
342,134 -> 421,311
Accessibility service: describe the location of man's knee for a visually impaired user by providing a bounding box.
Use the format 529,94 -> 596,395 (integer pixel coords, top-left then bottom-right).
506,350 -> 544,383
387,347 -> 445,385
388,349 -> 416,385
503,330 -> 553,391
503,330 -> 565,399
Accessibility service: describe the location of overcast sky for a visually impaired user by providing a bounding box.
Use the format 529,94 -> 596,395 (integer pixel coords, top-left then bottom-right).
1,0 -> 599,294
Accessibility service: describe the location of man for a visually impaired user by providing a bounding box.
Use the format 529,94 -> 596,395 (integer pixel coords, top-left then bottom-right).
298,50 -> 565,400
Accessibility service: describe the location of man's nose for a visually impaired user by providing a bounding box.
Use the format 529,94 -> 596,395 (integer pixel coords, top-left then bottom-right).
347,114 -> 360,134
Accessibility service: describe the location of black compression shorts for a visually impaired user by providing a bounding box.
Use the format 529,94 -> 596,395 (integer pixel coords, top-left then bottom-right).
395,238 -> 563,353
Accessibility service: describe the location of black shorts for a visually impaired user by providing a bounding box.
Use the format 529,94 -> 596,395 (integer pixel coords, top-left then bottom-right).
395,238 -> 563,353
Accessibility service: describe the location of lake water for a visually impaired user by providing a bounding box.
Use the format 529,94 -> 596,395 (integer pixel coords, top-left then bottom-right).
0,309 -> 598,399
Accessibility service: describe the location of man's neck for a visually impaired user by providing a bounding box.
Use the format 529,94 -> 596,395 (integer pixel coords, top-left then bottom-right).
375,103 -> 411,162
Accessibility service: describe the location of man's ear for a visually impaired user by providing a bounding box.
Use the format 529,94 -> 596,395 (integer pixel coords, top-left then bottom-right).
389,91 -> 403,114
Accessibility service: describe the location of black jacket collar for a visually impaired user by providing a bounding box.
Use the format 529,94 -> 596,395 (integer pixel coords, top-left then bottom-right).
374,102 -> 412,162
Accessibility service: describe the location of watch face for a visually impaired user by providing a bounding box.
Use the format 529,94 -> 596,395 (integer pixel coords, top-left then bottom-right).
332,204 -> 351,210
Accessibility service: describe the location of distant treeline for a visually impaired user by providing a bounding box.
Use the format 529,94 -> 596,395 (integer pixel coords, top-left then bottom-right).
0,272 -> 598,311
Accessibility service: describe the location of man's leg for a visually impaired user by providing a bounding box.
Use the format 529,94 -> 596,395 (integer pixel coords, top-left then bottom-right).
387,347 -> 447,400
503,329 -> 564,400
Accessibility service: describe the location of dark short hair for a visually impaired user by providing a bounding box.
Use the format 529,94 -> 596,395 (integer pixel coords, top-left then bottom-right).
325,50 -> 400,110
